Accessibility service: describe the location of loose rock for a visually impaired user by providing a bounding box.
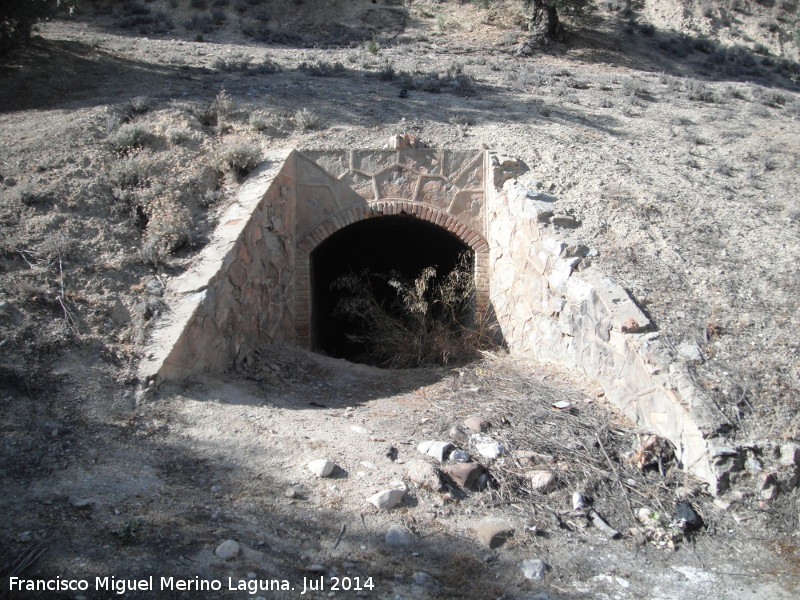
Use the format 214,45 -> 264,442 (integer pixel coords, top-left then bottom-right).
69,497 -> 95,509
366,489 -> 405,510
385,525 -> 414,548
448,424 -> 470,444
442,462 -> 484,489
417,440 -> 453,462
529,470 -> 556,492
521,558 -> 547,579
464,416 -> 490,433
475,518 -> 514,548
411,572 -> 439,591
307,459 -> 336,478
470,434 -> 504,460
406,459 -> 443,491
673,501 -> 704,530
215,539 -> 240,560
449,449 -> 471,463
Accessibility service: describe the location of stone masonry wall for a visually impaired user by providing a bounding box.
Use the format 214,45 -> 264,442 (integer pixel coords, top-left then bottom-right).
487,173 -> 732,493
138,150 -> 295,383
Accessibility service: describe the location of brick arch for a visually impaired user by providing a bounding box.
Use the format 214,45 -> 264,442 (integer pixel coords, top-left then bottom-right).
294,200 -> 490,347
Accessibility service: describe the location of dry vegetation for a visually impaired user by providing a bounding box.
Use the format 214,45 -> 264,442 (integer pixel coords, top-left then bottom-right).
0,0 -> 799,598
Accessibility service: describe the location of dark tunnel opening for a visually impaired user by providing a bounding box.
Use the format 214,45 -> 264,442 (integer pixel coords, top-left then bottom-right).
310,215 -> 474,365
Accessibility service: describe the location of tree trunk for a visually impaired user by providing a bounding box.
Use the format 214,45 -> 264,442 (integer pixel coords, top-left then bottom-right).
521,0 -> 566,52
529,1 -> 564,44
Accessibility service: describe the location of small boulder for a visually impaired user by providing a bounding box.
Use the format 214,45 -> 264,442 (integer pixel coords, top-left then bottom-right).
448,424 -> 470,444
406,459 -> 443,491
449,449 -> 471,463
529,470 -> 556,493
521,559 -> 547,579
464,416 -> 490,433
215,539 -> 240,560
417,440 -> 453,462
367,489 -> 405,510
475,518 -> 514,548
470,434 -> 504,460
385,525 -> 414,548
443,462 -> 484,489
411,572 -> 439,592
307,459 -> 336,478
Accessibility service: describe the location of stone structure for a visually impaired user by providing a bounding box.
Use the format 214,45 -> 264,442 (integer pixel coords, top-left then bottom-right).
139,148 -> 490,380
139,146 -> 732,493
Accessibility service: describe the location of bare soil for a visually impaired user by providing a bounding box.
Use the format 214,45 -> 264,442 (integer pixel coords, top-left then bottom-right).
1,1 -> 799,599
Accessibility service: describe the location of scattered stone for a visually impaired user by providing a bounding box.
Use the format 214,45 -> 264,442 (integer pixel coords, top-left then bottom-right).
629,434 -> 674,470
449,424 -> 470,444
144,279 -> 164,296
285,486 -> 300,499
551,400 -> 572,411
514,450 -> 539,465
780,443 -> 800,466
572,492 -> 586,510
442,462 -> 484,489
214,539 -> 240,560
521,558 -> 547,579
552,214 -> 579,228
385,525 -> 415,548
761,485 -> 778,500
678,342 -> 703,363
470,434 -> 504,460
305,564 -> 325,574
464,416 -> 490,433
350,425 -> 370,435
411,572 -> 439,591
475,518 -> 514,548
417,440 -> 453,462
529,470 -> 556,492
713,498 -> 733,511
366,489 -> 405,510
589,510 -> 621,539
69,497 -> 95,509
406,459 -> 443,491
307,459 -> 336,478
673,501 -> 704,530
449,449 -> 471,463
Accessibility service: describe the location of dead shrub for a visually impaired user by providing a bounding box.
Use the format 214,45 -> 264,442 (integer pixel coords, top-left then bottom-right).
331,253 -> 494,368
141,194 -> 192,265
293,108 -> 321,130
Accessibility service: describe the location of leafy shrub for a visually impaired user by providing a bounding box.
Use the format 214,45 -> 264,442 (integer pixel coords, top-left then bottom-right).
298,60 -> 346,77
128,95 -> 151,114
109,124 -> 154,151
216,142 -> 261,175
141,194 -> 192,265
165,128 -> 195,146
194,89 -> 234,128
110,156 -> 148,187
331,253 -> 493,368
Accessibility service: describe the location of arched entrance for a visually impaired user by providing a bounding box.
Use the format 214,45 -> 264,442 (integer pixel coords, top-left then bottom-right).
310,214 -> 472,360
295,200 -> 490,352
